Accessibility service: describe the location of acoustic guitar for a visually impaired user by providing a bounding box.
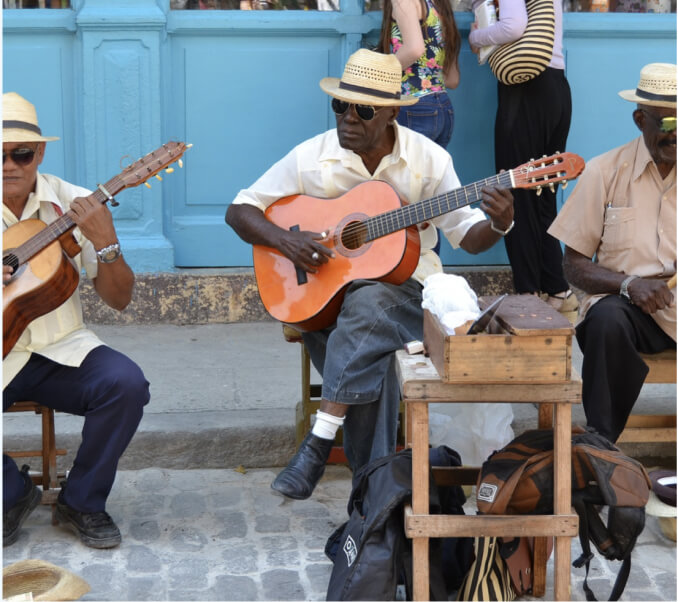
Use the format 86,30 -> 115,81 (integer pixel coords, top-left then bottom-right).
253,152 -> 585,331
3,141 -> 188,358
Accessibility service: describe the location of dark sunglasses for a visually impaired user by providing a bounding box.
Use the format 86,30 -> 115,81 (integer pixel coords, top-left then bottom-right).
641,110 -> 677,133
331,98 -> 382,121
3,147 -> 37,166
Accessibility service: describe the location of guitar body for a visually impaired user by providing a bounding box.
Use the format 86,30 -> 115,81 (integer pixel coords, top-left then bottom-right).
3,219 -> 79,358
252,181 -> 421,331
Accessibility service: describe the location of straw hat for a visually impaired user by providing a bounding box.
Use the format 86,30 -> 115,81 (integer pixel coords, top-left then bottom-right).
2,559 -> 90,601
3,92 -> 59,143
618,63 -> 677,108
319,49 -> 418,107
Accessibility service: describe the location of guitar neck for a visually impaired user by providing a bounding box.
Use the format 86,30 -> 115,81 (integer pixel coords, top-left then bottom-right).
10,174 -> 125,266
364,171 -> 513,241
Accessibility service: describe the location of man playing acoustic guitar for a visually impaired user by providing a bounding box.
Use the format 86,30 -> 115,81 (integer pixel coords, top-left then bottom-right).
3,93 -> 150,548
226,50 -> 514,500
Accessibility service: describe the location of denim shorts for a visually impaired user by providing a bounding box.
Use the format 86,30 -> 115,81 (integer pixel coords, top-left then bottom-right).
396,91 -> 454,149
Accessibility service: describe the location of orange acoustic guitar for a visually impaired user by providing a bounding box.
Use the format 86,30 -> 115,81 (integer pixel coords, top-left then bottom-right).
3,141 -> 188,358
253,152 -> 585,331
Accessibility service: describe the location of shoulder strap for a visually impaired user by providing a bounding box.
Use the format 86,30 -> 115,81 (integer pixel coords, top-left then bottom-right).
572,496 -> 633,601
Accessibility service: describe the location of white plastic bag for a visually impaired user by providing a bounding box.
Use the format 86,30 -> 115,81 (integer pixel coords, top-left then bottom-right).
429,404 -> 514,466
421,273 -> 480,335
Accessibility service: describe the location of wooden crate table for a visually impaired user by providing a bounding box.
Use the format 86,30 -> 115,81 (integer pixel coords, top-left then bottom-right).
396,295 -> 582,601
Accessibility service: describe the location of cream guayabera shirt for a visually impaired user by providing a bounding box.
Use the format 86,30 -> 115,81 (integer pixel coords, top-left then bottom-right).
2,173 -> 104,388
232,122 -> 487,285
548,136 -> 677,341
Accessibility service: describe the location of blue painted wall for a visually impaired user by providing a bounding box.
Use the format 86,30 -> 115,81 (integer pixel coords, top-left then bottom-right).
3,0 -> 676,271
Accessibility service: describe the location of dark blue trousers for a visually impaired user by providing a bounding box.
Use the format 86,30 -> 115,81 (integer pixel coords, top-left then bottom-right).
576,295 -> 675,442
3,345 -> 150,513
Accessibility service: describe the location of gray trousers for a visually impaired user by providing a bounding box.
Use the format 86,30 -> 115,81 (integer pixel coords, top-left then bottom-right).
302,278 -> 424,471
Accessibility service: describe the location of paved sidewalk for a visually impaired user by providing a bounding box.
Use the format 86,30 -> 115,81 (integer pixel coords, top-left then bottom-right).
3,321 -> 676,600
2,465 -> 675,601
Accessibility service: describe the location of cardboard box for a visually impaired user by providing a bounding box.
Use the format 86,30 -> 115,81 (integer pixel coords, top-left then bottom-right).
423,295 -> 574,383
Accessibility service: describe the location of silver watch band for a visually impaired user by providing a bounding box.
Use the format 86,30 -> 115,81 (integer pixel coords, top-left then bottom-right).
490,219 -> 515,236
619,274 -> 639,301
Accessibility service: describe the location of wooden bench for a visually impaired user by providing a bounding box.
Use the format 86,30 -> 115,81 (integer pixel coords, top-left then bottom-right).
5,401 -> 66,523
617,349 -> 676,444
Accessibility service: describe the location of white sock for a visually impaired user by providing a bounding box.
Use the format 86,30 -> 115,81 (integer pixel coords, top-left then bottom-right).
311,410 -> 345,440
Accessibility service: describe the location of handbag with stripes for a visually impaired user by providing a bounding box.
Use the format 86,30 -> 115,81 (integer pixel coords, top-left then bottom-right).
488,0 -> 555,86
457,537 -> 516,601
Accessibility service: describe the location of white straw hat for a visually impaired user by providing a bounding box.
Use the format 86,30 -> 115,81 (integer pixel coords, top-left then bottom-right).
618,63 -> 677,109
3,92 -> 60,143
2,559 -> 90,601
320,49 -> 418,107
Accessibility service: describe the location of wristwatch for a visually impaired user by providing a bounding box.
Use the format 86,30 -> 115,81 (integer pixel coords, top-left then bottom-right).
96,242 -> 122,264
619,275 -> 638,302
490,219 -> 515,236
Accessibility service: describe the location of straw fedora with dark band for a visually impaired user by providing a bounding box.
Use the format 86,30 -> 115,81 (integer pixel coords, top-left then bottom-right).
618,62 -> 677,109
320,49 -> 418,107
3,92 -> 60,143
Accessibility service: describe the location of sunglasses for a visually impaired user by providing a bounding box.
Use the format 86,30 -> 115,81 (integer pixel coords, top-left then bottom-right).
331,98 -> 382,121
641,110 -> 677,133
3,147 -> 37,166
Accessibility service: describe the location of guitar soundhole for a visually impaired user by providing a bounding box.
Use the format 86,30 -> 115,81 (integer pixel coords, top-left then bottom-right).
3,252 -> 19,271
341,221 -> 368,250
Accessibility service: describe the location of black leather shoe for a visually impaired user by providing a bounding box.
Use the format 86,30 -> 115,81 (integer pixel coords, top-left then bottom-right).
3,465 -> 42,547
56,488 -> 121,549
271,432 -> 333,500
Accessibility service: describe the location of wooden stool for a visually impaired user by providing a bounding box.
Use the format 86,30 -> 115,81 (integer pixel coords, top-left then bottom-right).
397,351 -> 581,601
6,401 -> 67,523
282,324 -> 407,464
400,296 -> 581,601
617,349 -> 677,444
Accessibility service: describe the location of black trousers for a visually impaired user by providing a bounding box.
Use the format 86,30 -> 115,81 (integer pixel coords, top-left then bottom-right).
494,68 -> 572,295
4,346 -> 150,512
576,295 -> 676,442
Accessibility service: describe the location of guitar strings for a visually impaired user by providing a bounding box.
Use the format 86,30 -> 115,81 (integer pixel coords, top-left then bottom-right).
340,172 -> 511,247
7,180 -> 118,266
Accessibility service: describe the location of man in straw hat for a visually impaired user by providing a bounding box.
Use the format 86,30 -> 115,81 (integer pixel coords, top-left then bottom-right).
548,63 -> 676,443
226,49 -> 514,500
3,92 -> 150,548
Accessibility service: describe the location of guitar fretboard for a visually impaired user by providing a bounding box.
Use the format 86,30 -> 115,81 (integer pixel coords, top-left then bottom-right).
4,175 -> 125,268
365,171 -> 513,241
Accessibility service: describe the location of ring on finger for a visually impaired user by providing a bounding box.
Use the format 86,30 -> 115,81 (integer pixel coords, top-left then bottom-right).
311,251 -> 320,261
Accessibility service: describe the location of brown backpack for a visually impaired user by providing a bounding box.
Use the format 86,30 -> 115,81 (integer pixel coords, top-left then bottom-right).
475,427 -> 651,601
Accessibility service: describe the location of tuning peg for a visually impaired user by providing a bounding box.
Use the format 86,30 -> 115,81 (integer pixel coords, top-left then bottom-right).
178,159 -> 184,168
145,182 -> 152,189
561,180 -> 568,190
536,186 -> 543,196
186,143 -> 193,149
155,174 -> 163,181
549,183 -> 555,193
165,167 -> 175,174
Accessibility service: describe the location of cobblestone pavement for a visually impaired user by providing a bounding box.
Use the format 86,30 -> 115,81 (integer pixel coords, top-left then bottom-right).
3,465 -> 676,601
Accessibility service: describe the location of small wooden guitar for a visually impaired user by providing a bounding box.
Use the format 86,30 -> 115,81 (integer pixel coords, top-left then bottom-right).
253,152 -> 585,331
3,141 -> 188,358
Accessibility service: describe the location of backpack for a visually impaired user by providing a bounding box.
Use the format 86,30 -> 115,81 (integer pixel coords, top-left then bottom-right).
475,427 -> 651,601
325,446 -> 473,601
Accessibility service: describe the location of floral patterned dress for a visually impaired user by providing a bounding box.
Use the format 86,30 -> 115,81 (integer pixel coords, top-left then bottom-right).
390,0 -> 446,97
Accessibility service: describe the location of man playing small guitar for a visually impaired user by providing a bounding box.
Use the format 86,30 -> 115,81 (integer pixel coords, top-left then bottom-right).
226,49 -> 515,501
3,93 -> 150,548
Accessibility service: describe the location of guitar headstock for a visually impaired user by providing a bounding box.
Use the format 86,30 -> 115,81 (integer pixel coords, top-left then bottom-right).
118,141 -> 189,190
511,152 -> 585,195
